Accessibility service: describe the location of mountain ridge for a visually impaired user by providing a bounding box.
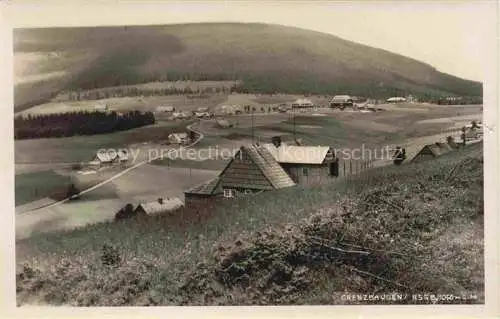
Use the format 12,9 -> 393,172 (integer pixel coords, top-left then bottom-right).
14,22 -> 482,108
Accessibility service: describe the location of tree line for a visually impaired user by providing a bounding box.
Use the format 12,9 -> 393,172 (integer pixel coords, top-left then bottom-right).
14,110 -> 155,140
60,84 -> 244,102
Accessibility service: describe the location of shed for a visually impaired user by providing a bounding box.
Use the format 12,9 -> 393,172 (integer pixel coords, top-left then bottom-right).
411,142 -> 453,163
134,197 -> 184,216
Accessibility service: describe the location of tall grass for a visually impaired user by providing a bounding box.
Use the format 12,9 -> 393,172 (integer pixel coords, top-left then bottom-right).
16,143 -> 483,305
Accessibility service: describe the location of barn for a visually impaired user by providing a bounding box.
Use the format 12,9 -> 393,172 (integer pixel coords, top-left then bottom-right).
411,142 -> 453,163
262,140 -> 338,185
134,197 -> 184,216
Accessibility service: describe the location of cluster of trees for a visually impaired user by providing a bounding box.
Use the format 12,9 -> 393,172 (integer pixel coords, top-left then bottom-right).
14,110 -> 155,140
436,96 -> 483,105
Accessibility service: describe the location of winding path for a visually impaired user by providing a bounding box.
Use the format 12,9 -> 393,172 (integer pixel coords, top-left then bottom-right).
17,121 -> 205,214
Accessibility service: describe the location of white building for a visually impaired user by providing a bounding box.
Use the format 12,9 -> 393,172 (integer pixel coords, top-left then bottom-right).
291,98 -> 314,108
386,97 -> 407,103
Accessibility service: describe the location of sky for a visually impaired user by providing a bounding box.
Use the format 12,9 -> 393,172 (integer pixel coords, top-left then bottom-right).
3,1 -> 498,82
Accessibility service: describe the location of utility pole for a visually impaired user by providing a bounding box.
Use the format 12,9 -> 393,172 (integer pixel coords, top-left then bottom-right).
251,107 -> 255,145
293,104 -> 296,138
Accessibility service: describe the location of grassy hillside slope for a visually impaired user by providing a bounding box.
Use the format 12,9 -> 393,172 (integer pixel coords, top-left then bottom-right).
14,23 -> 482,108
16,143 -> 483,305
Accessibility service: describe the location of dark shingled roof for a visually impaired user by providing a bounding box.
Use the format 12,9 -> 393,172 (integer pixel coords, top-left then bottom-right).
184,177 -> 222,195
218,145 -> 296,190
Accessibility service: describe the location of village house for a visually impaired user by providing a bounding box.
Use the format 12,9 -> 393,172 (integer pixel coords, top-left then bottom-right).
134,197 -> 184,216
215,119 -> 233,128
386,97 -> 407,103
89,149 -> 129,166
218,145 -> 296,198
330,95 -> 353,107
291,98 -> 314,109
89,151 -> 118,166
168,132 -> 189,145
411,142 -> 453,163
183,138 -> 338,207
261,138 -> 338,185
155,105 -> 174,113
184,144 -> 296,206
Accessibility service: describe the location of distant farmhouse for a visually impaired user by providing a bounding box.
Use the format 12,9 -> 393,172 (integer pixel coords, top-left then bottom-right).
184,138 -> 338,207
411,142 -> 453,163
155,105 -> 174,113
215,119 -> 233,128
386,97 -> 407,103
94,104 -> 109,112
168,132 -> 190,145
291,98 -> 314,108
330,95 -> 353,108
171,111 -> 191,120
89,149 -> 128,166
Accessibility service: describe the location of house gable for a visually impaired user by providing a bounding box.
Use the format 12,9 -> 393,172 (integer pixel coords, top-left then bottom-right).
219,147 -> 275,191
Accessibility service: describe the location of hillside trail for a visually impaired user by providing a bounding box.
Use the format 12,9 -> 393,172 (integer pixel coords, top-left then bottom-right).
16,121 -> 205,215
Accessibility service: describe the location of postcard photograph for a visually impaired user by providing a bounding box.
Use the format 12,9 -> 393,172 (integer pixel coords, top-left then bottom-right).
3,0 -> 498,312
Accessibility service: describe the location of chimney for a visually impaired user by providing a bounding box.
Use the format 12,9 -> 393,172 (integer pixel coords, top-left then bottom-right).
157,197 -> 164,204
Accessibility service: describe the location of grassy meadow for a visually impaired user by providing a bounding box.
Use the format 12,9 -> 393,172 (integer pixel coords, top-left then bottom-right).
16,142 -> 483,305
15,170 -> 72,206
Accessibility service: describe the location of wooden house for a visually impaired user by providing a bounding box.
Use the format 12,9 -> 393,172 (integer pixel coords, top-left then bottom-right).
218,145 -> 296,198
261,142 -> 338,185
184,177 -> 223,207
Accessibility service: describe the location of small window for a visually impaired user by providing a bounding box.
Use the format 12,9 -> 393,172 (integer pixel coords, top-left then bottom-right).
224,189 -> 235,198
302,167 -> 309,176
